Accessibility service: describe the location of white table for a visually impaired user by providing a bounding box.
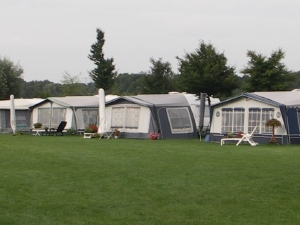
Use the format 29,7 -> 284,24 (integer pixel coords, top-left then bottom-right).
32,129 -> 46,136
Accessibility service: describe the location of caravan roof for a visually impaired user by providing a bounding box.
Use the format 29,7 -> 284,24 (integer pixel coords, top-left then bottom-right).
0,98 -> 44,110
31,95 -> 120,109
106,94 -> 191,107
253,91 -> 300,107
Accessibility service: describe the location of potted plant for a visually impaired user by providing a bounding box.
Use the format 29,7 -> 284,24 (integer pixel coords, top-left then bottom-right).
113,129 -> 120,138
34,122 -> 42,129
84,124 -> 98,137
226,132 -> 234,138
85,124 -> 98,133
149,132 -> 160,140
235,131 -> 244,138
265,118 -> 281,144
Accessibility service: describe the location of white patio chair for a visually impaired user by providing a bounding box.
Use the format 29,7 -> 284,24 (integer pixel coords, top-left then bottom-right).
221,126 -> 258,146
98,121 -> 113,139
235,126 -> 258,146
99,131 -> 113,139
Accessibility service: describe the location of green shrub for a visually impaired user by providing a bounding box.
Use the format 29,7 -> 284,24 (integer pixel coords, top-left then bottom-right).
67,128 -> 75,135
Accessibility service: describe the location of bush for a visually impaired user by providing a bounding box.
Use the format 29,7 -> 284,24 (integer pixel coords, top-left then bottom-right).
67,128 -> 75,135
85,124 -> 98,133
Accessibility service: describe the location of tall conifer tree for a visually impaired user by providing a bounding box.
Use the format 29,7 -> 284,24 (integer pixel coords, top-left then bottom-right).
88,28 -> 116,91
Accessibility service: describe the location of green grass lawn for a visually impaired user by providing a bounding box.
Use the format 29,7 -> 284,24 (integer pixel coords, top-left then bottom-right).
1,134 -> 300,225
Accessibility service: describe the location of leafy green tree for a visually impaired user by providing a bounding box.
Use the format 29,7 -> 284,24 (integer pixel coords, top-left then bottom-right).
83,82 -> 98,96
22,79 -> 98,98
60,71 -> 85,96
177,41 -> 239,98
43,82 -> 63,97
0,57 -> 24,99
22,80 -> 62,98
141,58 -> 175,94
112,73 -> 144,95
241,49 -> 294,91
287,71 -> 300,90
88,28 -> 116,92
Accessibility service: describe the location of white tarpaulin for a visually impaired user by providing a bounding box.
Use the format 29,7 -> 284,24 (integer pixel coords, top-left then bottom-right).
10,95 -> 16,134
97,88 -> 106,133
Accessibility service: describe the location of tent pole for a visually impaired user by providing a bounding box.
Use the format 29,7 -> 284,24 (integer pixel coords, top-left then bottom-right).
199,93 -> 207,142
50,102 -> 53,129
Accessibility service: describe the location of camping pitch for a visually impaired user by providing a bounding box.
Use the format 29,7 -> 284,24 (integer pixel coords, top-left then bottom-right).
210,90 -> 300,145
105,93 -> 219,139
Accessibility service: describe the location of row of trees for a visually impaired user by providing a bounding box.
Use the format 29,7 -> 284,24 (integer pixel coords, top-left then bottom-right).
88,29 -> 296,99
0,28 -> 299,100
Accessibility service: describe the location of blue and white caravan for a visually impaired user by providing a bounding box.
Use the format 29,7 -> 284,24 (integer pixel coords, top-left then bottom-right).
209,90 -> 300,145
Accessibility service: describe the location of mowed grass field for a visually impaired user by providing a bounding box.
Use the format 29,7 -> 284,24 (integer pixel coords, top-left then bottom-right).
1,134 -> 300,225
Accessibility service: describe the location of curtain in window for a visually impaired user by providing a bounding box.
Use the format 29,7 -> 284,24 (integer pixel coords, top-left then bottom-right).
221,109 -> 233,133
52,108 -> 66,128
261,109 -> 274,133
111,107 -> 125,128
221,108 -> 245,133
82,109 -> 98,127
248,108 -> 261,133
75,109 -> 84,129
75,108 -> 98,130
125,107 -> 140,128
233,108 -> 245,132
15,111 -> 28,127
38,108 -> 51,127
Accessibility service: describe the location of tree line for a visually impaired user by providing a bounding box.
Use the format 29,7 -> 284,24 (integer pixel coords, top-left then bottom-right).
1,28 -> 300,100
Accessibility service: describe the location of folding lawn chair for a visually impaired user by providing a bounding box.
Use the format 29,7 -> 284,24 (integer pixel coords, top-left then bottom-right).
236,126 -> 258,146
49,121 -> 67,136
221,126 -> 258,146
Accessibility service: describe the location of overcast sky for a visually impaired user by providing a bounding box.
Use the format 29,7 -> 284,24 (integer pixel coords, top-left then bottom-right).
1,0 -> 300,83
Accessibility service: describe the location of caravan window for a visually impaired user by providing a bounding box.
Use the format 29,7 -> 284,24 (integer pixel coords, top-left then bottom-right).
233,108 -> 245,132
38,108 -> 51,127
82,109 -> 98,127
111,106 -> 140,129
111,107 -> 125,128
248,108 -> 261,133
221,108 -> 245,133
221,108 -> 233,133
261,108 -> 274,133
16,111 -> 29,128
75,108 -> 98,129
166,107 -> 193,133
125,107 -> 140,128
38,108 -> 67,128
52,108 -> 66,128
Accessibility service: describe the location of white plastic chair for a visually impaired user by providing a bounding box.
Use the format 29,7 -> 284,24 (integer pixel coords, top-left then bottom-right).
220,127 -> 258,146
98,121 -> 113,139
236,126 -> 258,146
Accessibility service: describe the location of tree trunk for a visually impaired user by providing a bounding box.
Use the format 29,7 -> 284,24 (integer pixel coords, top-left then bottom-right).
269,125 -> 279,144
